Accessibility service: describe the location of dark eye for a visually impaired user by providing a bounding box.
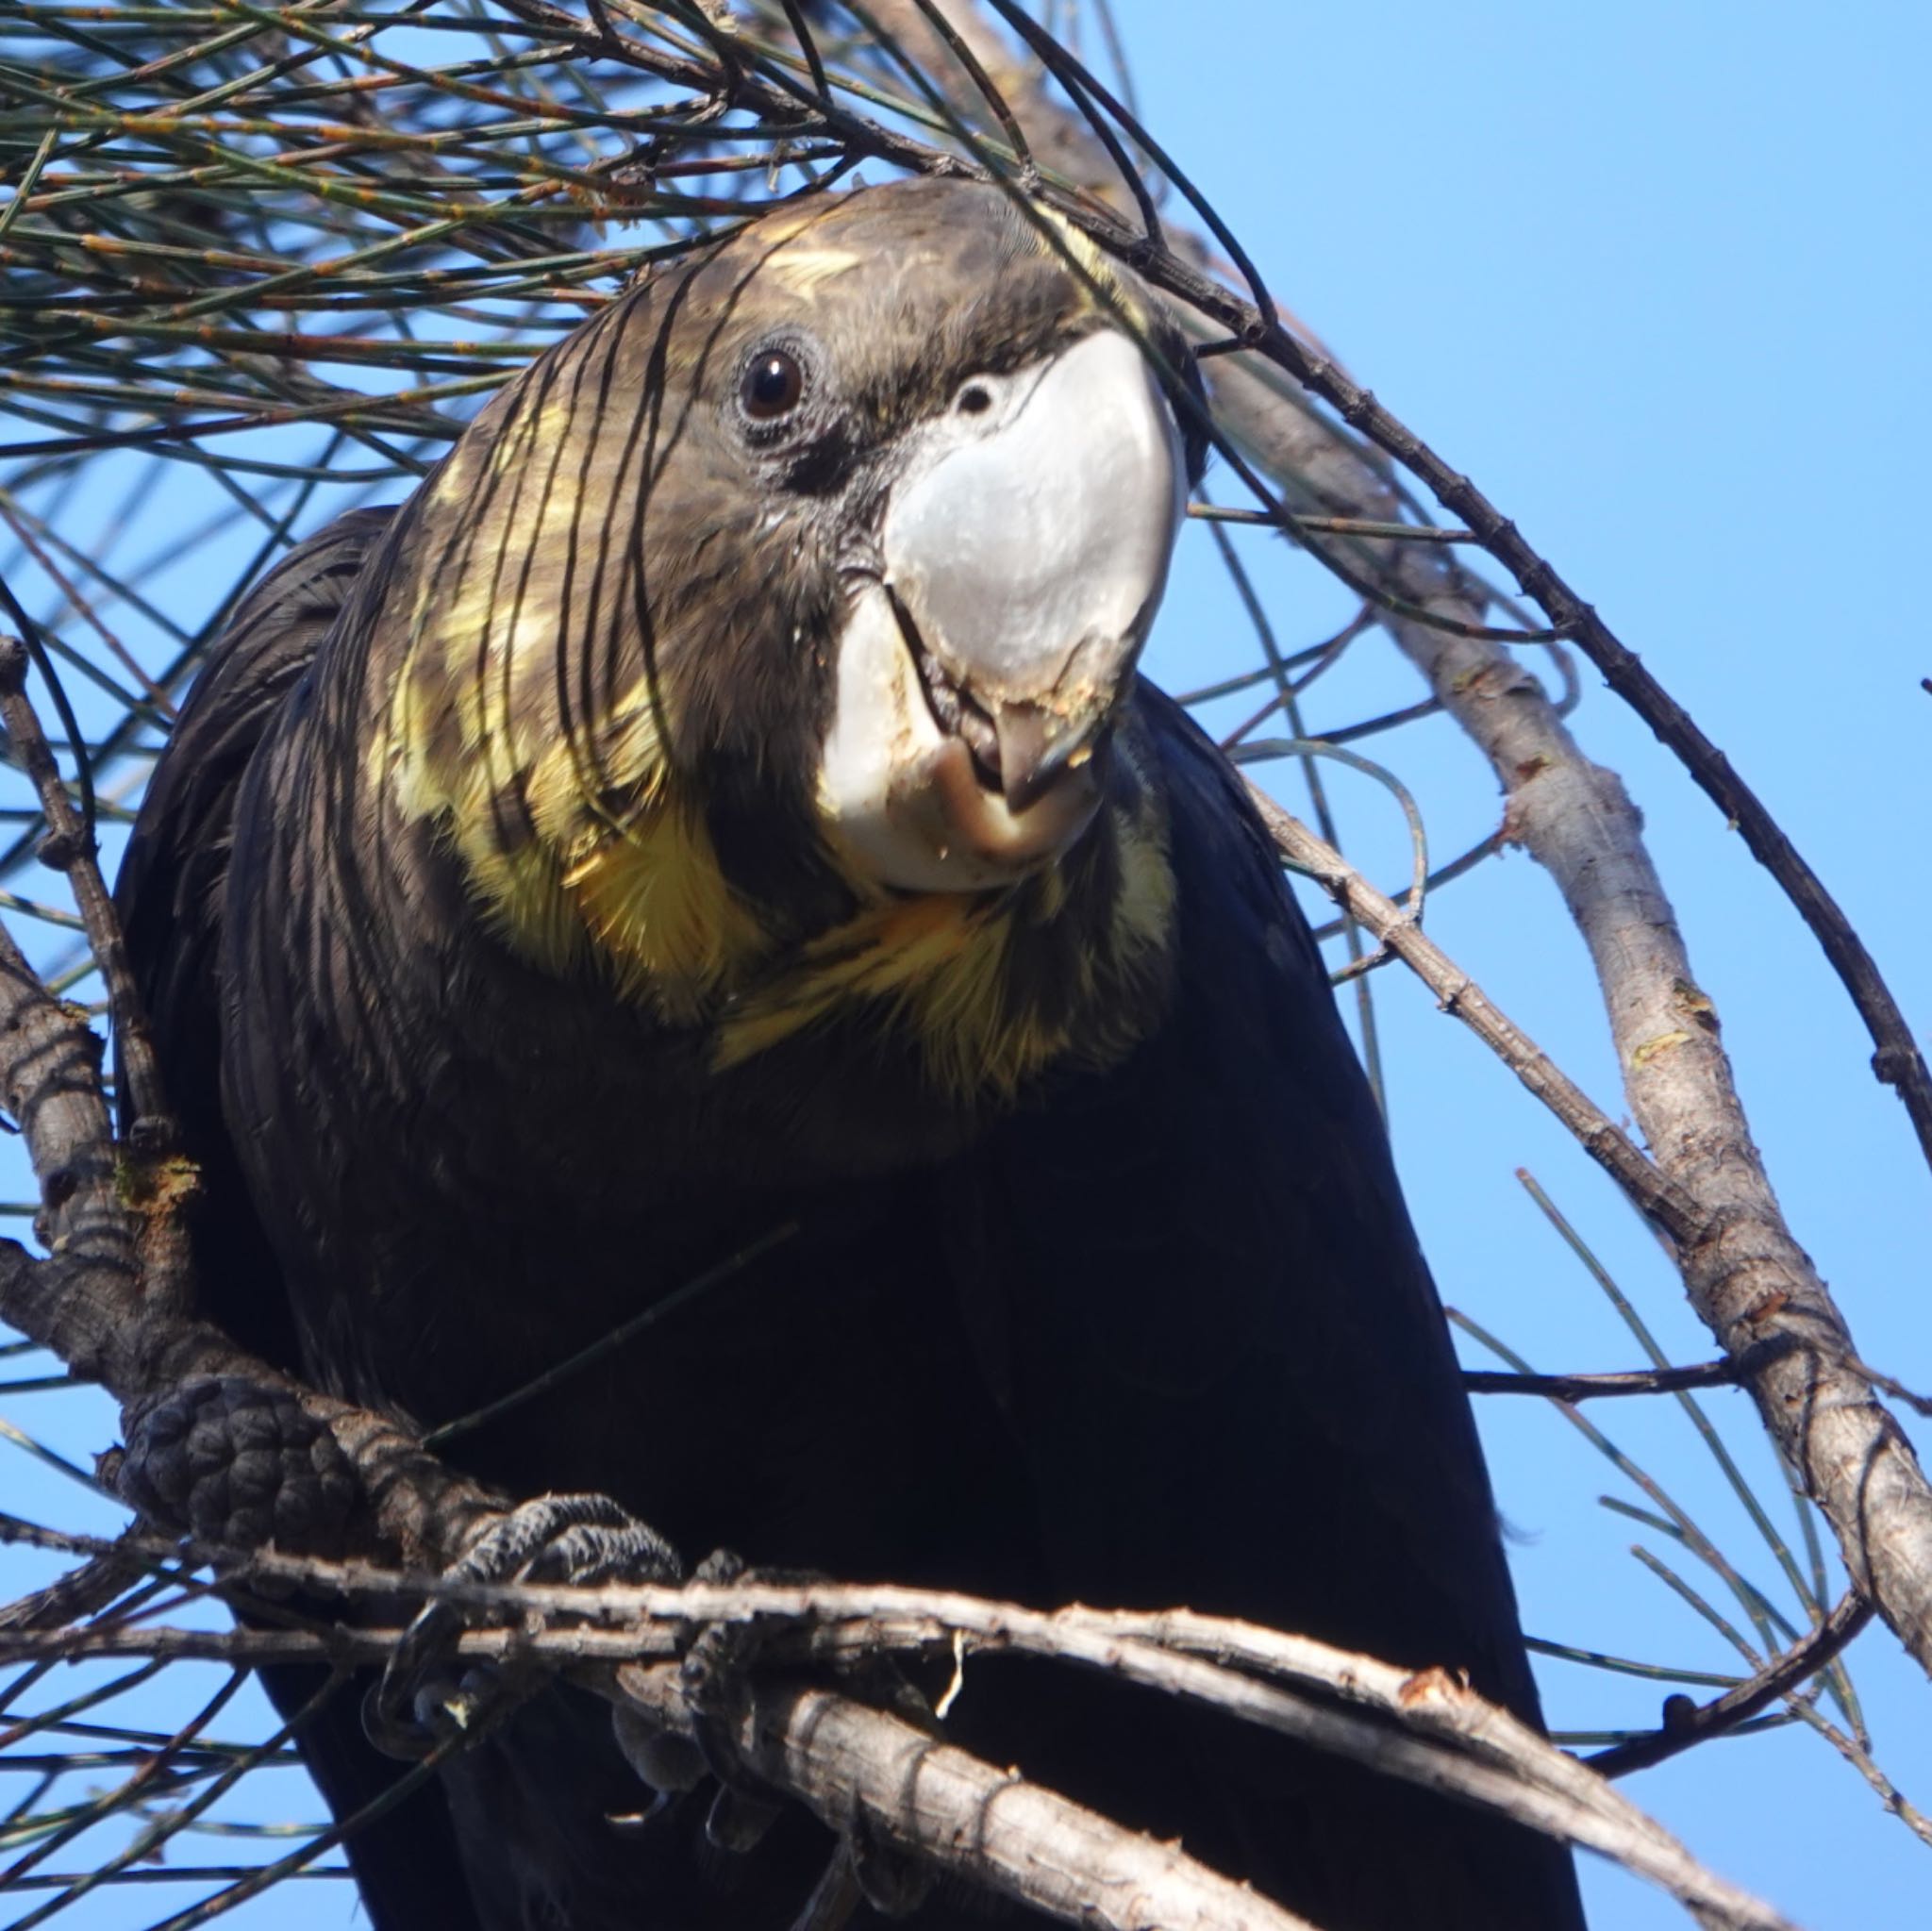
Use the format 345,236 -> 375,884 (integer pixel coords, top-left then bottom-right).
741,349 -> 805,421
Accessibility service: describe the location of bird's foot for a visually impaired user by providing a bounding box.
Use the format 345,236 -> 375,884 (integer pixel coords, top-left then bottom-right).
676,1547 -> 789,1851
612,1546 -> 842,1853
365,1491 -> 682,1759
671,1551 -> 935,1908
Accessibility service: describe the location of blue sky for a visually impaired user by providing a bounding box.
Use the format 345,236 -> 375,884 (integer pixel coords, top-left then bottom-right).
1112,3 -> 1931,1926
1,4 -> 1927,1927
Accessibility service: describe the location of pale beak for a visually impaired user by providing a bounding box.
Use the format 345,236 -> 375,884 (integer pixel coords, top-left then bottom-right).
819,328 -> 1185,891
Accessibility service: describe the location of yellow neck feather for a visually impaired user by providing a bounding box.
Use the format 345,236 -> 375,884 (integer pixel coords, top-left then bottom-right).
378,637 -> 1173,1099
712,807 -> 1173,1098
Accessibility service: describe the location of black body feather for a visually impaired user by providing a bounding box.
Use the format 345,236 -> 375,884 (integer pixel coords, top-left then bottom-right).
116,182 -> 1587,1931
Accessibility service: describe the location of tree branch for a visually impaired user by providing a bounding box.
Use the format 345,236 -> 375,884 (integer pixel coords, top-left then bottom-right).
836,0 -> 1932,1692
1588,1591 -> 1874,1779
0,634 -> 169,1138
1,13 -> 1916,1923
1241,783 -> 1702,1242
624,1665 -> 1324,1931
1462,1361 -> 1738,1402
0,1528 -> 1801,1931
1244,776 -> 1932,1673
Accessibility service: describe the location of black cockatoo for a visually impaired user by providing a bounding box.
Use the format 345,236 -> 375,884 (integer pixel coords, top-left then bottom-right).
116,177 -> 1586,1931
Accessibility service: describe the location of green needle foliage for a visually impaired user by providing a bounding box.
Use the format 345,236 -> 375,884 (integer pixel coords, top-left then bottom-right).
0,5 -> 1921,1926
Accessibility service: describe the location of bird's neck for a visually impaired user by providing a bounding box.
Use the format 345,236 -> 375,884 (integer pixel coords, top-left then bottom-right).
400,738 -> 1177,1108
370,593 -> 1180,1105
710,794 -> 1178,1102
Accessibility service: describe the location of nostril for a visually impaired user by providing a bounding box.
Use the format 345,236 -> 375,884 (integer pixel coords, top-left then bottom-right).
957,383 -> 993,416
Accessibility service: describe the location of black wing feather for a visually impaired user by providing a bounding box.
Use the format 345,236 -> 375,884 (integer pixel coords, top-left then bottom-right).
115,508 -> 482,1931
941,685 -> 1585,1929
118,536 -> 1580,1927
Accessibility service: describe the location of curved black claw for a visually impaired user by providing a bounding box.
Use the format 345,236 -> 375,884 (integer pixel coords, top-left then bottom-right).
846,1817 -> 934,1921
669,1549 -> 942,1875
669,1546 -> 951,1867
366,1491 -> 682,1760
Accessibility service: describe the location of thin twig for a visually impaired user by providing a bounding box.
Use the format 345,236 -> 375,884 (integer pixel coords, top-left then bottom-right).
0,635 -> 169,1135
1462,1361 -> 1737,1402
1589,1592 -> 1873,1777
1241,780 -> 1701,1243
0,1541 -> 1801,1931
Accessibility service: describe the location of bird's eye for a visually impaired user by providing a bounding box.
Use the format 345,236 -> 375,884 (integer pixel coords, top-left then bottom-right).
956,381 -> 993,416
741,349 -> 806,421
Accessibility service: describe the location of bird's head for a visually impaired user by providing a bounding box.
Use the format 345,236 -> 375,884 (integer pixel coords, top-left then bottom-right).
376,177 -> 1204,1087
703,181 -> 1203,891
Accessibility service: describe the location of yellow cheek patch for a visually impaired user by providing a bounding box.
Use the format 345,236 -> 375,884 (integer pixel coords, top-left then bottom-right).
458,836 -> 585,975
712,778 -> 1176,1103
562,807 -> 764,1018
376,524 -> 1176,1098
519,676 -> 665,845
713,891 -> 1063,1099
378,616 -> 769,1015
